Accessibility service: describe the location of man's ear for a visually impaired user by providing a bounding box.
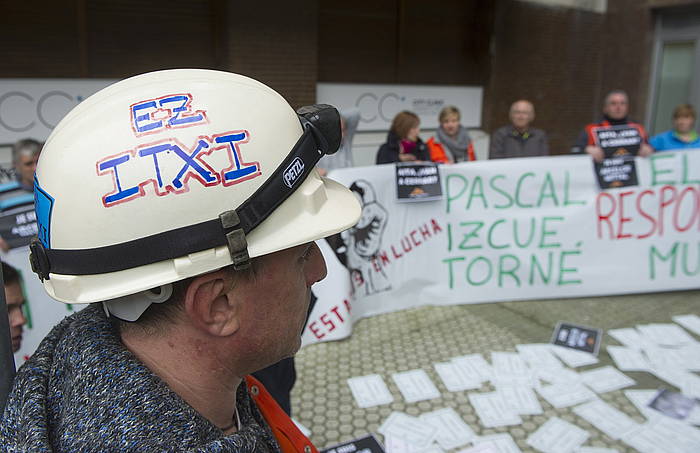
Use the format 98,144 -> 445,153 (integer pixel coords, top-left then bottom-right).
183,269 -> 240,337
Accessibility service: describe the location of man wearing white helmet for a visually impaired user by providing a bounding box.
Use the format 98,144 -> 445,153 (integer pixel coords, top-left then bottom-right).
0,69 -> 360,452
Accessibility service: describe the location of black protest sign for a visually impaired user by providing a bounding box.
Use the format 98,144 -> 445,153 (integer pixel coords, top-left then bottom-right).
321,434 -> 385,453
594,156 -> 639,189
395,162 -> 442,202
551,321 -> 602,355
0,204 -> 37,249
593,125 -> 642,158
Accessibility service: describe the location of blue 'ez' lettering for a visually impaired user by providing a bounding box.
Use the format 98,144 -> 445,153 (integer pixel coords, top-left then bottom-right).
130,93 -> 207,135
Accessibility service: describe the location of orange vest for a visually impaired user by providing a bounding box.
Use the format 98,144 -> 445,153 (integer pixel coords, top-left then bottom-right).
244,375 -> 318,453
426,137 -> 476,163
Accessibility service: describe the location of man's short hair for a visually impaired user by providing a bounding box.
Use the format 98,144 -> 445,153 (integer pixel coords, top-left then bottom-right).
12,139 -> 42,163
439,106 -> 461,123
673,103 -> 696,120
604,90 -> 629,105
2,261 -> 20,287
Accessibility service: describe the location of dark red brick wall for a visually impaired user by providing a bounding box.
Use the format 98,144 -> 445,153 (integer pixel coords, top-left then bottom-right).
484,0 -> 606,154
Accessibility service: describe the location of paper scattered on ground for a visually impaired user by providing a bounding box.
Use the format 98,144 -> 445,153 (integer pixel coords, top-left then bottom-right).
572,399 -> 639,440
621,416 -> 700,453
574,447 -> 619,453
496,385 -> 543,415
469,434 -> 522,453
378,411 -> 438,449
420,407 -> 477,450
526,416 -> 589,453
580,366 -> 635,394
536,382 -> 597,408
606,345 -> 651,371
347,374 -> 394,408
636,323 -> 698,347
673,314 -> 700,336
516,343 -> 564,370
468,392 -> 522,428
392,369 -> 441,403
549,345 -> 599,367
452,354 -> 493,383
434,361 -> 481,392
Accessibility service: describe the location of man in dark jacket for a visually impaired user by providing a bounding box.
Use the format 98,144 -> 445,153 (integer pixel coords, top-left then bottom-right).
0,69 -> 360,452
489,100 -> 549,159
571,90 -> 653,161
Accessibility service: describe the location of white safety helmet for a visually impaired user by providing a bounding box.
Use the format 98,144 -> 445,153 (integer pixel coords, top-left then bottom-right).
29,69 -> 360,319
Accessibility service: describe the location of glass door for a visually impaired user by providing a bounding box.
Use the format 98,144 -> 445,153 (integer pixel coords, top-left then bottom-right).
648,10 -> 700,136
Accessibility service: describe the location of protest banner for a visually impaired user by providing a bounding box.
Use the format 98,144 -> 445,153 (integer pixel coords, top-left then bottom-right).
303,151 -> 700,345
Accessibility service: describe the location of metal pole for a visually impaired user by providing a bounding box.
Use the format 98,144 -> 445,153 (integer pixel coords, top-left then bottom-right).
0,263 -> 16,414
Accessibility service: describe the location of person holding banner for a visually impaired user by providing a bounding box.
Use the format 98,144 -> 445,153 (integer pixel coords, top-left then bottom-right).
489,100 -> 549,160
0,70 -> 361,452
0,138 -> 42,252
427,106 -> 477,163
571,90 -> 654,162
650,104 -> 700,151
376,110 -> 430,164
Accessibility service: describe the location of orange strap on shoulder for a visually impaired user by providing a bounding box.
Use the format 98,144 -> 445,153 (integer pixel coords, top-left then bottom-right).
244,375 -> 318,453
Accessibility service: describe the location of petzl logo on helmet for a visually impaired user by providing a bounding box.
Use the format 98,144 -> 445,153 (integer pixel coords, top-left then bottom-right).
283,157 -> 305,188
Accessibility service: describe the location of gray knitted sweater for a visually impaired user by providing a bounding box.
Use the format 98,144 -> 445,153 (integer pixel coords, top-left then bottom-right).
0,305 -> 282,452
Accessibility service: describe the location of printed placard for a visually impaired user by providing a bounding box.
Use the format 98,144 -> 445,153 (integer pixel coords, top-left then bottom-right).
551,322 -> 602,355
321,434 -> 386,453
395,163 -> 442,202
0,204 -> 37,249
594,156 -> 639,189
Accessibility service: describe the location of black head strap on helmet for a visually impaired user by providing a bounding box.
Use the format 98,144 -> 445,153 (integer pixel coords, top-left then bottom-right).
29,104 -> 341,280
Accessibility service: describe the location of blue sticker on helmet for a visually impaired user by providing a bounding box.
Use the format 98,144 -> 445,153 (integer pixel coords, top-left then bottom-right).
34,176 -> 54,248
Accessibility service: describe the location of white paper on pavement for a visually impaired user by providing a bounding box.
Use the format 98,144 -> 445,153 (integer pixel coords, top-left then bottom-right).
624,389 -> 661,421
574,448 -> 619,453
468,392 -> 523,428
516,344 -> 564,370
636,323 -> 698,347
572,399 -> 639,440
434,362 -> 481,392
580,366 -> 636,394
606,345 -> 651,371
673,314 -> 700,337
607,328 -> 654,350
469,434 -> 522,453
549,345 -> 599,367
496,385 -> 543,415
621,417 -> 700,453
536,382 -> 597,408
453,354 -> 493,383
384,436 -> 445,453
644,346 -> 686,371
535,367 -> 581,385
378,412 -> 438,448
676,344 -> 700,371
457,445 -> 499,453
391,369 -> 441,403
526,416 -> 590,453
491,352 -> 529,376
420,407 -> 477,450
347,374 -> 394,408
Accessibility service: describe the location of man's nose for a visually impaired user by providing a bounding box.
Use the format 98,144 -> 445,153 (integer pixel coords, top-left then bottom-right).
306,243 -> 328,286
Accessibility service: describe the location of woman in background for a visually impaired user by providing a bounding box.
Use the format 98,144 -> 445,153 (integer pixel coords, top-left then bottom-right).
376,111 -> 430,164
650,104 -> 700,151
427,106 -> 476,163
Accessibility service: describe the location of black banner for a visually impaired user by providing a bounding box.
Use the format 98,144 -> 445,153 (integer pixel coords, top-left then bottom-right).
592,125 -> 641,189
0,205 -> 37,249
551,321 -> 602,355
395,162 -> 442,202
321,434 -> 385,453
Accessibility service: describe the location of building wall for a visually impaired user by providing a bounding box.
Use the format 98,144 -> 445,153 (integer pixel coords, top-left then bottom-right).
485,0 -> 606,153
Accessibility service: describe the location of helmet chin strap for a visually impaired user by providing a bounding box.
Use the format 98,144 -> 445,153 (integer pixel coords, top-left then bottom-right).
102,284 -> 174,322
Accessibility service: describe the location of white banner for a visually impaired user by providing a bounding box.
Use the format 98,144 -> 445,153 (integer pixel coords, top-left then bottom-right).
0,79 -> 115,144
316,83 -> 483,131
302,151 -> 700,345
